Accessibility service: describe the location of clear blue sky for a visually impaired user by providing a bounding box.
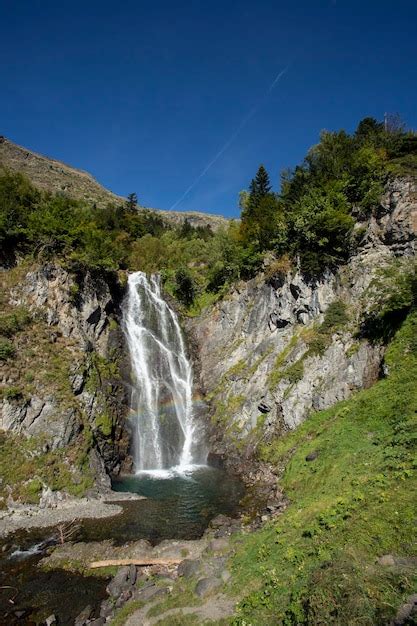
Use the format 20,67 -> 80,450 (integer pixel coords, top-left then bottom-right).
1,0 -> 417,217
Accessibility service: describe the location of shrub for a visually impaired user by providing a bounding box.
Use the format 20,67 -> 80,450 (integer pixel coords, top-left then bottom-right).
321,300 -> 349,333
0,337 -> 15,360
264,254 -> 292,284
1,386 -> 23,401
306,333 -> 329,356
0,308 -> 31,337
361,259 -> 416,342
283,359 -> 304,384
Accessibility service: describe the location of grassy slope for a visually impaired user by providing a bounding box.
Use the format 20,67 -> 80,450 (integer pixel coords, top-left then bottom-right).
229,311 -> 417,625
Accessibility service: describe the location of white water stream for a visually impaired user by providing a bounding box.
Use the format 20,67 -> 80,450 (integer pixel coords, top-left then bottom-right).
123,272 -> 204,474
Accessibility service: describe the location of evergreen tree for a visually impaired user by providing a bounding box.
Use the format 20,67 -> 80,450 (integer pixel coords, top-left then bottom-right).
248,164 -> 271,209
126,192 -> 138,213
240,165 -> 277,249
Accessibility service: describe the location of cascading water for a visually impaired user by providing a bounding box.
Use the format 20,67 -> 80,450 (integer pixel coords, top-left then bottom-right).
123,271 -> 204,473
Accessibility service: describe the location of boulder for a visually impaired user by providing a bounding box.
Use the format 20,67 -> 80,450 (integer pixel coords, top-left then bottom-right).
106,566 -> 130,597
195,577 -> 222,597
177,559 -> 201,579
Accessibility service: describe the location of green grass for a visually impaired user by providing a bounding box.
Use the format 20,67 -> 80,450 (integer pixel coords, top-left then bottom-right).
109,600 -> 145,626
147,584 -> 201,618
229,310 -> 417,625
0,337 -> 15,360
0,307 -> 31,337
0,431 -> 94,506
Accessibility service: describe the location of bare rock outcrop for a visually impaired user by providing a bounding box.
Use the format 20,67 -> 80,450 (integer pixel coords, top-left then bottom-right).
0,263 -> 129,477
188,177 -> 416,466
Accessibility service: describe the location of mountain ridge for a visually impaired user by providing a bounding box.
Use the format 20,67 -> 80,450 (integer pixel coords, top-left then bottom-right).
0,136 -> 228,230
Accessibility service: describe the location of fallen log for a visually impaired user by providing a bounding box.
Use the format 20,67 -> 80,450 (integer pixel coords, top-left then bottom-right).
89,558 -> 182,569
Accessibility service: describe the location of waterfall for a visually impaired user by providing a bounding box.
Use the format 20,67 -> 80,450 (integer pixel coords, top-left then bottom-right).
123,271 -> 203,473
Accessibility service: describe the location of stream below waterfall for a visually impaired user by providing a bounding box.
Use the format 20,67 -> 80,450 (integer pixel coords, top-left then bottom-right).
0,272 -> 244,625
0,468 -> 244,625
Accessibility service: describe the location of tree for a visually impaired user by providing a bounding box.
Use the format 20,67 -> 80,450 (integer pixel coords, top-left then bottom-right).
179,218 -> 193,239
355,117 -> 384,143
174,267 -> 195,306
248,164 -> 271,208
126,192 -> 138,213
240,165 -> 279,250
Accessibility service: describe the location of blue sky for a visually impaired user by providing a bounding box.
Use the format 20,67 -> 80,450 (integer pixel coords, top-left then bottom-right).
1,0 -> 417,217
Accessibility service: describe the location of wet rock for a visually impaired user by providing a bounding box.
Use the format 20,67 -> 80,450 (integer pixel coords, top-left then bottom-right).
209,514 -> 232,529
177,559 -> 201,578
90,619 -> 105,626
74,605 -> 93,626
305,450 -> 319,462
195,577 -> 222,597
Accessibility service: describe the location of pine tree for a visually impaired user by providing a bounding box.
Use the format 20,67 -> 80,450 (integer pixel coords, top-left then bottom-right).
240,165 -> 275,247
248,164 -> 271,209
126,192 -> 138,213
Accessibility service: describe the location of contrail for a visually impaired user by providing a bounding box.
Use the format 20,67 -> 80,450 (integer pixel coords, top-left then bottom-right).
169,66 -> 289,211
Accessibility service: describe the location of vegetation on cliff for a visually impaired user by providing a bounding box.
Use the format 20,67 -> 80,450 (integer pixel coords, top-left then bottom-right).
1,116 -> 416,311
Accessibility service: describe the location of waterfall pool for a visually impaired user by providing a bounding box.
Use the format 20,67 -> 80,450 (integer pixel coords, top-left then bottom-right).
0,466 -> 244,625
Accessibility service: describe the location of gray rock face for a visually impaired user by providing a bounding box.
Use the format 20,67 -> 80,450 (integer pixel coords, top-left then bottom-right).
0,263 -> 129,480
11,265 -> 115,352
188,177 -> 416,463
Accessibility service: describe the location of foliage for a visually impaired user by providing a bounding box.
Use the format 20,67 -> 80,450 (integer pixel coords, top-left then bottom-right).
1,114 -> 416,305
239,116 -> 416,276
0,307 -> 31,337
320,300 -> 349,332
0,432 -> 94,505
173,267 -> 196,306
361,258 -> 417,342
0,337 -> 15,360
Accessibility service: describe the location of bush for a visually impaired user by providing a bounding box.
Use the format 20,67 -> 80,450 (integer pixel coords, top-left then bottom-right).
1,386 -> 23,401
264,254 -> 292,284
284,359 -> 304,384
0,308 -> 31,337
0,337 -> 15,360
360,259 -> 416,342
321,300 -> 349,332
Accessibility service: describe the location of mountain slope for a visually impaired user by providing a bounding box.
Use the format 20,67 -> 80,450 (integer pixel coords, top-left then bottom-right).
0,136 -> 228,230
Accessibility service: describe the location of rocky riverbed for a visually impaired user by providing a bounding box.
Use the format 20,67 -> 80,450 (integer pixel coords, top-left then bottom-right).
0,491 -> 144,539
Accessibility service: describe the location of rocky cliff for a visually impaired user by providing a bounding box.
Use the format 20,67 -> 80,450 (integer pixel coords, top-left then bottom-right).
0,176 -> 415,505
0,263 -> 130,503
188,177 -> 417,471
